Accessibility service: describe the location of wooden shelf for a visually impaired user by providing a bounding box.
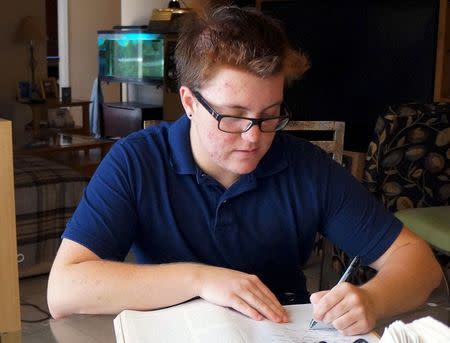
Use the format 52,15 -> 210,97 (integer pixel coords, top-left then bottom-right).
434,0 -> 450,102
20,134 -> 115,177
25,99 -> 91,136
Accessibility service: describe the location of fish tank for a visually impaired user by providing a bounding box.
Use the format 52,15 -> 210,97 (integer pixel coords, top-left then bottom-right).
98,30 -> 164,84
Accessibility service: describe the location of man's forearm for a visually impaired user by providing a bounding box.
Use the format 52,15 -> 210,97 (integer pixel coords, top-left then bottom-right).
362,238 -> 442,320
48,261 -> 202,319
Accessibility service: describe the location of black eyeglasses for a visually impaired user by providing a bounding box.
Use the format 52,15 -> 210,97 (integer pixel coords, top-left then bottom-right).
192,90 -> 290,133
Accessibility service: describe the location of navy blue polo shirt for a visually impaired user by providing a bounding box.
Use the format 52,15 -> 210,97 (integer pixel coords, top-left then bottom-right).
63,115 -> 402,302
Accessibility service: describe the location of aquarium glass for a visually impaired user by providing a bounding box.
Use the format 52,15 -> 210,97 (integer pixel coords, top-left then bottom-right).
98,32 -> 164,83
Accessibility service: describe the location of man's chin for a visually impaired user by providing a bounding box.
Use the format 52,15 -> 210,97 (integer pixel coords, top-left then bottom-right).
232,162 -> 259,175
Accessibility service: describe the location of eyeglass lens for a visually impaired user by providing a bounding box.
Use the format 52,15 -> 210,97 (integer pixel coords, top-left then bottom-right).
219,116 -> 288,133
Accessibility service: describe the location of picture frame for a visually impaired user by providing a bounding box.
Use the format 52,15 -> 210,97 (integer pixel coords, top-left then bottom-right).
61,87 -> 72,102
40,77 -> 59,100
16,81 -> 32,102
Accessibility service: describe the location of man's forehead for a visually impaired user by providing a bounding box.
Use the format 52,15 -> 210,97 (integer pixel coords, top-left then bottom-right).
203,65 -> 284,85
200,69 -> 284,105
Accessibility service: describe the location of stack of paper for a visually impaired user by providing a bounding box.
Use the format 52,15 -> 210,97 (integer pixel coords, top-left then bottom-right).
380,316 -> 450,343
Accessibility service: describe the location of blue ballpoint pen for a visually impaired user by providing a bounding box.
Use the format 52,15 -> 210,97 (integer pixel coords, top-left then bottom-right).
309,255 -> 360,329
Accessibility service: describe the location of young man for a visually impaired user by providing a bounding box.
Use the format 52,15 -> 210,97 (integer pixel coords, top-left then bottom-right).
48,5 -> 441,335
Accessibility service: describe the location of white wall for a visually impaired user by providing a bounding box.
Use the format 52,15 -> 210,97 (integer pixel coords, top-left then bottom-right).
121,0 -> 167,26
67,0 -> 121,124
68,0 -> 121,101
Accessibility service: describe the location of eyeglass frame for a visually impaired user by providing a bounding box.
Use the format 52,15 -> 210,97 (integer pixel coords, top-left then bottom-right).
191,90 -> 291,133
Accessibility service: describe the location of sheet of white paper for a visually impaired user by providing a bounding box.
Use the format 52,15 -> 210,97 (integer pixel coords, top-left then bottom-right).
230,303 -> 378,343
380,316 -> 450,343
407,316 -> 450,343
114,299 -> 379,343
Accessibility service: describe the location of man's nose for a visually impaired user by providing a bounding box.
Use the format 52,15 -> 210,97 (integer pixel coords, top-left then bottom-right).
241,124 -> 262,142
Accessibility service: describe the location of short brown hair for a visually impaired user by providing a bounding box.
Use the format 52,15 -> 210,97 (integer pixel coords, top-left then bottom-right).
175,5 -> 310,90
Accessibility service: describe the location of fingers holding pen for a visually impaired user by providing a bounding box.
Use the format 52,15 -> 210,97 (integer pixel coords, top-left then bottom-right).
310,283 -> 376,335
310,289 -> 336,323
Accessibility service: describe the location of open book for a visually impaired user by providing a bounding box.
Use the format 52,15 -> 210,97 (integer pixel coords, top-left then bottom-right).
114,298 -> 379,342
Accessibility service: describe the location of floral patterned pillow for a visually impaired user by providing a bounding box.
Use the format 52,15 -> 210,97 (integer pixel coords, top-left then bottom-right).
363,103 -> 450,212
321,103 -> 450,288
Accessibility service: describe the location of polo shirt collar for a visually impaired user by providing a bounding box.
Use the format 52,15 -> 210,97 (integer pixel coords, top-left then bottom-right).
168,115 -> 288,178
168,114 -> 196,175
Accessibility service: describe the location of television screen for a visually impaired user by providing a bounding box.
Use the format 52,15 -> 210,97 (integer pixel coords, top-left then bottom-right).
98,31 -> 164,84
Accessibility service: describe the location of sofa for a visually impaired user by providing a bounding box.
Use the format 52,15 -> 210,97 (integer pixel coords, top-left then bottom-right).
0,101 -> 89,277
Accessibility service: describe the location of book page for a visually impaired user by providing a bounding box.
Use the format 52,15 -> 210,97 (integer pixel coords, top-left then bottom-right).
116,300 -> 246,342
114,299 -> 379,342
232,303 -> 379,343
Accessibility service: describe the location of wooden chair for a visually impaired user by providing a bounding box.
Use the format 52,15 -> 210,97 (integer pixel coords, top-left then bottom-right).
283,120 -> 347,291
143,120 -> 163,129
284,121 -> 345,164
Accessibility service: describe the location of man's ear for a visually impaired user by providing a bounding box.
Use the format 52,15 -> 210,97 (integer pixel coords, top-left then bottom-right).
179,86 -> 195,118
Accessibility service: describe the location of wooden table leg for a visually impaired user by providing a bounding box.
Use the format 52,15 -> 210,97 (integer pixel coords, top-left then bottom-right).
81,103 -> 90,135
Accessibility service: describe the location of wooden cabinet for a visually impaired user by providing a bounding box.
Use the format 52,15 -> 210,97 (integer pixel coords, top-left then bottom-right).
434,0 -> 450,102
0,119 -> 21,342
102,102 -> 162,137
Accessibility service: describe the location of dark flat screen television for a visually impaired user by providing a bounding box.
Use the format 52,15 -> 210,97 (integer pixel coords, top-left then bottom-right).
98,30 -> 164,84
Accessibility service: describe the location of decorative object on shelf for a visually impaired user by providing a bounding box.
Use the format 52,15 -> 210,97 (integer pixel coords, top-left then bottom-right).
167,0 -> 180,8
26,99 -> 91,136
61,87 -> 72,102
40,78 -> 59,100
48,107 -> 75,128
149,5 -> 192,24
57,133 -> 73,146
16,16 -> 46,101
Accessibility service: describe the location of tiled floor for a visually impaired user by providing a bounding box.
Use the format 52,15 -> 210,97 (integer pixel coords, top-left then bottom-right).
18,256 -> 449,342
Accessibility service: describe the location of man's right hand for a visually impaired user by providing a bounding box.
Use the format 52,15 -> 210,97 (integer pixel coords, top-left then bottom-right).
194,265 -> 288,323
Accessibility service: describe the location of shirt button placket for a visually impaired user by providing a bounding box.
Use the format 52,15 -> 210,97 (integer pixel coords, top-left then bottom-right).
214,198 -> 233,231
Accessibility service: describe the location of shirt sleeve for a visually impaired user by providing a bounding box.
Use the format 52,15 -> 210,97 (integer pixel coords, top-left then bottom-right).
62,140 -> 138,261
318,151 -> 403,265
